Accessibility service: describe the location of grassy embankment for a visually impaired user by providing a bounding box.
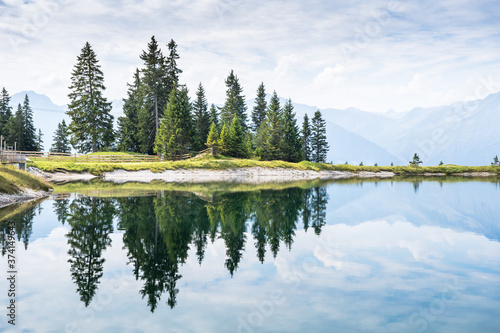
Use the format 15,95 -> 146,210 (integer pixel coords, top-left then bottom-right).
29,153 -> 500,176
0,165 -> 52,195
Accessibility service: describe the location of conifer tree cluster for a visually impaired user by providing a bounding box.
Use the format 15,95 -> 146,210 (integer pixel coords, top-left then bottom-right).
2,37 -> 330,162
116,36 -> 330,162
117,36 -> 182,155
0,90 -> 41,151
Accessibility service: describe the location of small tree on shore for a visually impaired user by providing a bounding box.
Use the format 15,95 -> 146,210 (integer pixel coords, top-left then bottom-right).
492,155 -> 500,166
205,122 -> 219,157
409,153 -> 422,166
52,120 -> 71,153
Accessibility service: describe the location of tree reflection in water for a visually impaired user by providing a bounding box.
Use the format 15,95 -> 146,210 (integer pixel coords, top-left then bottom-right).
55,185 -> 330,311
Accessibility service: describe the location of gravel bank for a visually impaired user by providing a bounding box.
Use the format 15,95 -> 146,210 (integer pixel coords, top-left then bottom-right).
28,167 -> 395,184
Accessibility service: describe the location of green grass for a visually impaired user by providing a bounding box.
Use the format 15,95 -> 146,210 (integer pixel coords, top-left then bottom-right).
28,156 -> 500,176
0,165 -> 53,194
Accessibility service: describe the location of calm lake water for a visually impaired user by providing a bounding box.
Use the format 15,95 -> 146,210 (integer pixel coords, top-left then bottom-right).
1,178 -> 500,333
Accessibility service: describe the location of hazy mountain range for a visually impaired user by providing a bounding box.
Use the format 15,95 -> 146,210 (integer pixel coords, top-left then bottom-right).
10,91 -> 500,166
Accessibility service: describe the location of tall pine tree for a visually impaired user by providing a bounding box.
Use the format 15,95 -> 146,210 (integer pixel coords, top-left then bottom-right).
192,83 -> 210,151
0,88 -> 13,136
139,36 -> 168,154
259,91 -> 283,160
51,120 -> 71,153
67,42 -> 114,153
21,95 -> 37,151
281,99 -> 302,162
220,70 -> 247,131
301,114 -> 311,161
251,83 -> 267,133
164,39 -> 182,95
310,110 -> 329,163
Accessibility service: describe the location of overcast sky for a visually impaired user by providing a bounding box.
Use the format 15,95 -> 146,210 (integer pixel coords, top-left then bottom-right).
1,0 -> 500,112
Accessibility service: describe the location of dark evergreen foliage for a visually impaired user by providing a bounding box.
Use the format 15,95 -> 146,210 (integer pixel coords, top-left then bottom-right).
117,69 -> 143,152
259,91 -> 283,160
192,83 -> 210,151
22,95 -> 37,151
67,42 -> 114,153
155,85 -> 193,159
310,110 -> 329,163
208,103 -> 220,132
0,88 -> 12,137
251,82 -> 267,133
51,119 -> 71,153
35,128 -> 43,152
227,117 -> 245,157
281,99 -> 302,162
220,70 -> 247,131
301,114 -> 311,161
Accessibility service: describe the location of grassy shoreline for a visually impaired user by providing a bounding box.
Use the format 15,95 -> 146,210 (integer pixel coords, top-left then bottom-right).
0,165 -> 52,195
29,156 -> 500,176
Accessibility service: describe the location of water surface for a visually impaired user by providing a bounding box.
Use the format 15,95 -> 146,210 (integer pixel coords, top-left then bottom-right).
1,178 -> 499,332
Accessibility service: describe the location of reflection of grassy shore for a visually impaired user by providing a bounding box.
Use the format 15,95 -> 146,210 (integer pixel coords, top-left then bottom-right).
29,155 -> 500,176
51,175 -> 500,199
0,198 -> 44,222
52,178 -> 334,197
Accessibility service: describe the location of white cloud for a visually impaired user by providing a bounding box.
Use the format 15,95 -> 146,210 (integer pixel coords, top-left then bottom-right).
1,0 -> 500,111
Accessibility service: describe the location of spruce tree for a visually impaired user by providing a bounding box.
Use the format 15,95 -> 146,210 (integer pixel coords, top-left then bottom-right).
251,82 -> 267,133
259,91 -> 283,160
220,70 -> 247,131
219,124 -> 229,155
205,122 -> 219,156
0,88 -> 13,136
192,83 -> 210,151
227,117 -> 245,157
35,129 -> 43,152
5,104 -> 23,149
51,120 -> 71,153
208,104 -> 219,132
164,39 -> 182,95
117,69 -> 144,152
21,95 -> 37,151
139,36 -> 167,153
67,42 -> 114,153
310,110 -> 329,163
154,85 -> 192,160
301,114 -> 311,161
281,99 -> 302,162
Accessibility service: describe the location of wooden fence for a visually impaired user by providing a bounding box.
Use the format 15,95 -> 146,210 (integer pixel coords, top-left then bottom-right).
0,150 -> 26,164
9,151 -> 196,163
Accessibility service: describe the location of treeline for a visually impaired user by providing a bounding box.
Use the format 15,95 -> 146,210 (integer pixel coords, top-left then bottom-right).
58,36 -> 329,162
0,90 -> 43,151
